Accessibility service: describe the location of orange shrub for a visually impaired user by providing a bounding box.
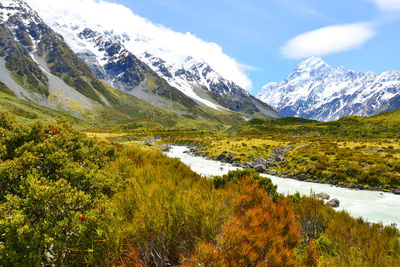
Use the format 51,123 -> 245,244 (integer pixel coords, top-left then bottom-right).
185,178 -> 300,266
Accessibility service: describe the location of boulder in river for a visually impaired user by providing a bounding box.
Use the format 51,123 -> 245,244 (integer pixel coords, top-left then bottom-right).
347,183 -> 355,189
162,145 -> 171,152
254,164 -> 266,173
316,192 -> 330,200
216,154 -> 226,161
243,162 -> 255,168
232,161 -> 241,167
227,152 -> 237,159
357,184 -> 365,190
295,173 -> 308,181
393,189 -> 400,195
327,198 -> 340,208
253,156 -> 267,165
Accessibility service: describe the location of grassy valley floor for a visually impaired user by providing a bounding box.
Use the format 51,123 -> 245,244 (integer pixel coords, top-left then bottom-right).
1,111 -> 400,266
99,113 -> 400,194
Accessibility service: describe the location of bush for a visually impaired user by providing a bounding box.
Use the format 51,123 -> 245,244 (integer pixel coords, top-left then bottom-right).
213,168 -> 277,197
1,112 -> 399,266
0,112 -> 118,265
184,178 -> 300,266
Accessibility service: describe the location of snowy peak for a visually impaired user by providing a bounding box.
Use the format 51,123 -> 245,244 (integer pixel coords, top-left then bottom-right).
0,0 -> 62,51
0,0 -> 27,11
0,0 -> 41,26
0,0 -> 148,110
24,1 -> 278,118
286,57 -> 332,82
258,57 -> 400,121
295,57 -> 330,72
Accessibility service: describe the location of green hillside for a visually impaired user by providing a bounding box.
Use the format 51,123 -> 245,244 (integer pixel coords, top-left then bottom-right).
0,87 -> 236,132
0,111 -> 398,266
228,111 -> 400,139
140,112 -> 400,191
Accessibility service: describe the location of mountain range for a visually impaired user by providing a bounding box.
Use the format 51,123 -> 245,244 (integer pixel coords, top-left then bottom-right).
257,57 -> 400,121
2,0 -> 400,125
0,0 -> 280,127
47,17 -> 276,117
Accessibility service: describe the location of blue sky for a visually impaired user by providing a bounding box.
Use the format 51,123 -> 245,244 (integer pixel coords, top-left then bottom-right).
105,0 -> 400,94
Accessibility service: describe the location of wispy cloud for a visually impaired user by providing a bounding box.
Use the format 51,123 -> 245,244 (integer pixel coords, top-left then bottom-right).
281,23 -> 376,59
276,0 -> 323,18
238,63 -> 262,72
368,0 -> 400,12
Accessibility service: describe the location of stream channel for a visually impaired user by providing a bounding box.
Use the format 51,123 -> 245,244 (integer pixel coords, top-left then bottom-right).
165,145 -> 400,228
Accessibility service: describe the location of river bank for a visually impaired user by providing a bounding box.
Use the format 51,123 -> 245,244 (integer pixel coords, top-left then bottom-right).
162,143 -> 400,195
164,145 -> 400,228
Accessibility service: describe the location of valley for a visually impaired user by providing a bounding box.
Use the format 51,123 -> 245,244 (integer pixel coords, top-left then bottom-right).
1,111 -> 400,266
164,145 -> 400,228
102,111 -> 400,193
1,0 -> 400,266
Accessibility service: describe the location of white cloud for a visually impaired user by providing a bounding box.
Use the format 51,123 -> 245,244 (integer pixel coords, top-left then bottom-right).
369,0 -> 400,11
26,0 -> 253,89
281,23 -> 376,59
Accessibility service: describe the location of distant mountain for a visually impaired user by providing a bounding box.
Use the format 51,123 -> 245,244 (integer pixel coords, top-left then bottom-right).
27,0 -> 279,119
257,57 -> 400,121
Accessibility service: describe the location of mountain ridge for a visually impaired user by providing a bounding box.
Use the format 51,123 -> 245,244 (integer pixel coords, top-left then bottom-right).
26,0 -> 280,119
0,0 -> 233,127
0,0 -> 281,128
257,56 -> 400,121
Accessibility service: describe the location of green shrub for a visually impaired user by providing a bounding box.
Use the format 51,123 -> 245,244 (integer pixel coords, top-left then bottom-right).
213,168 -> 277,197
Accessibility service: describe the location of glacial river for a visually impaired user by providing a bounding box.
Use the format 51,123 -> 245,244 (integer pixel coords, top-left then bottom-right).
165,146 -> 400,228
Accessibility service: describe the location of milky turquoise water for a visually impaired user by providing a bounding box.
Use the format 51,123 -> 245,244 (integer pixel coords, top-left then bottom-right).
165,146 -> 400,228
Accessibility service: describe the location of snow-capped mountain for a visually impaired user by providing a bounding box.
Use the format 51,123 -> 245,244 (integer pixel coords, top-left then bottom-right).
26,0 -> 279,118
0,0 -> 100,112
0,0 -> 208,123
257,57 -> 400,121
48,23 -> 225,110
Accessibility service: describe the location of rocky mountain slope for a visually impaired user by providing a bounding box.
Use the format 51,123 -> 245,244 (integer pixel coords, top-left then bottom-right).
379,94 -> 400,113
257,57 -> 400,121
0,0 -> 275,127
0,0 -> 141,112
26,0 -> 279,119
